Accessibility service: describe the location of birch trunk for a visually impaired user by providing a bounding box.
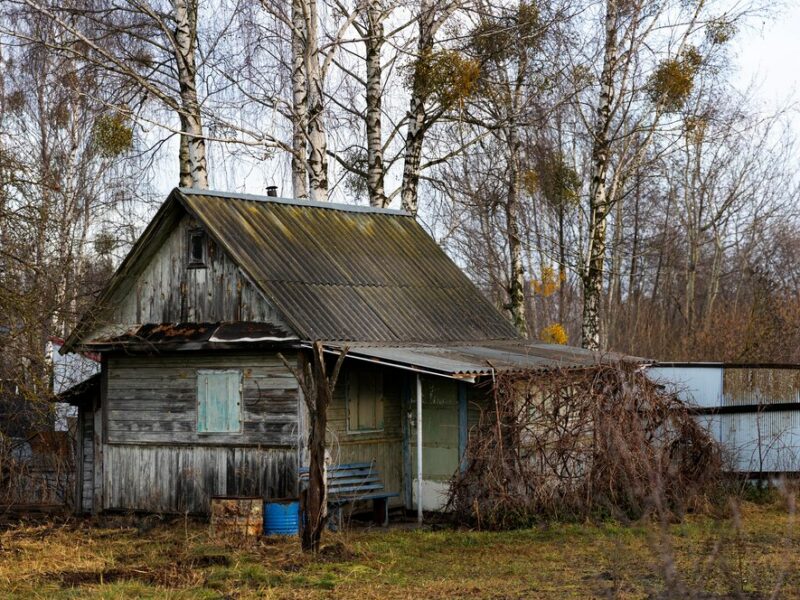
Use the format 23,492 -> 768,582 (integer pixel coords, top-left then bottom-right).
291,0 -> 309,198
178,116 -> 192,187
581,0 -> 618,350
506,121 -> 528,338
303,0 -> 328,201
400,0 -> 436,214
365,0 -> 386,207
174,0 -> 207,189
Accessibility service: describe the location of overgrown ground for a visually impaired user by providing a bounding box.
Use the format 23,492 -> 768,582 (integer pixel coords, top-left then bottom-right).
0,500 -> 797,599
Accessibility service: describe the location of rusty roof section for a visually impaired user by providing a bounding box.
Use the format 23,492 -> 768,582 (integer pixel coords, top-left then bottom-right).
176,188 -> 519,343
84,322 -> 298,351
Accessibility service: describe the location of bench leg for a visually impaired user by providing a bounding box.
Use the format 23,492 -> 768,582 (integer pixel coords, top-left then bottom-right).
372,498 -> 389,527
328,505 -> 343,532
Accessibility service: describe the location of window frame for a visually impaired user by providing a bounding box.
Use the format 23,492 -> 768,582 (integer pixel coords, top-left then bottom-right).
196,369 -> 243,434
345,367 -> 385,434
187,227 -> 207,269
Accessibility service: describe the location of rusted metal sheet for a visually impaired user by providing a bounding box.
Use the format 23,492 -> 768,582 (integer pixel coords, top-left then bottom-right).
86,322 -> 296,351
177,188 -> 519,343
210,496 -> 264,538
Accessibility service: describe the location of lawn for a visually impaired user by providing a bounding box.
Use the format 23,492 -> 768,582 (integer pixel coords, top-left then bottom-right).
0,500 -> 797,599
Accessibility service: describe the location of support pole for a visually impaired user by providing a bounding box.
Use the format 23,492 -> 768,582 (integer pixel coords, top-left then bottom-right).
416,373 -> 423,524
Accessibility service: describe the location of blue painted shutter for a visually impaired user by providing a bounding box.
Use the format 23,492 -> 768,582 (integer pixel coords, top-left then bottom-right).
197,370 -> 241,433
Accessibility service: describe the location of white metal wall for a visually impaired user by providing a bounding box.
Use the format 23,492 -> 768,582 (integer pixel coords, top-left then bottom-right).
648,365 -> 800,474
647,365 -> 723,408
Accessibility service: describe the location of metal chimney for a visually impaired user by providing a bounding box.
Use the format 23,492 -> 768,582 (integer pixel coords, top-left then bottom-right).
266,185 -> 278,197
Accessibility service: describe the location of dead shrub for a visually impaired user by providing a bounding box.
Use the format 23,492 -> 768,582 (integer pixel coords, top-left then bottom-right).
448,363 -> 722,528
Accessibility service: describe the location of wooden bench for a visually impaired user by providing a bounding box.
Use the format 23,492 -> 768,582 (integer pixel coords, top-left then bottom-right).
299,461 -> 399,528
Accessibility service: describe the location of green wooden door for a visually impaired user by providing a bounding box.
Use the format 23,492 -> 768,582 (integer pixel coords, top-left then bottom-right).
420,378 -> 459,481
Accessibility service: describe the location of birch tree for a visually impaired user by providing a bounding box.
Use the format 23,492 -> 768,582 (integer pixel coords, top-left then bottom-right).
400,0 -> 462,214
174,0 -> 208,188
291,0 -> 309,198
13,0 -> 212,188
578,0 -> 734,349
361,0 -> 387,206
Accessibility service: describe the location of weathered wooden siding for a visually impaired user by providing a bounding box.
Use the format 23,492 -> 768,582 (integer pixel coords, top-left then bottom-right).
103,445 -> 297,514
105,354 -> 300,447
88,213 -> 291,340
327,363 -> 404,506
80,408 -> 94,513
467,382 -> 490,430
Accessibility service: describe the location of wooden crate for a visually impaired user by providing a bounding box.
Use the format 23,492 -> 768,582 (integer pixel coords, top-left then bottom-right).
210,496 -> 263,538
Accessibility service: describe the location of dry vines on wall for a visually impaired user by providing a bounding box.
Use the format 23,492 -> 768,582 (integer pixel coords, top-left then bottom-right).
448,364 -> 721,529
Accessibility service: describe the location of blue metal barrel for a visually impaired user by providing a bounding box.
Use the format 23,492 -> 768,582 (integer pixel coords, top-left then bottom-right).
263,498 -> 300,535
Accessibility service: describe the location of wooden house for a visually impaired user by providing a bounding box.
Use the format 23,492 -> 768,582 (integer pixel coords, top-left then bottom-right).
61,188 -> 615,516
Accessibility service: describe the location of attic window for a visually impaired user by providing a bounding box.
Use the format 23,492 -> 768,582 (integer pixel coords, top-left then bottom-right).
188,228 -> 207,268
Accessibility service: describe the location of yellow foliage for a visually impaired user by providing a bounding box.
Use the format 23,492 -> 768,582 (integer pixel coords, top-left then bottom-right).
93,112 -> 133,157
410,50 -> 480,109
540,323 -> 568,345
522,169 -> 539,196
648,46 -> 702,112
531,265 -> 560,297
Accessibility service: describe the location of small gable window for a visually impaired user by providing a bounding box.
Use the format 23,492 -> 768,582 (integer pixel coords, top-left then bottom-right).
346,368 -> 384,433
188,228 -> 207,268
197,370 -> 242,433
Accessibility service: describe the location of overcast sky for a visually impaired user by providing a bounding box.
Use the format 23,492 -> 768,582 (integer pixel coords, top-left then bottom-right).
732,3 -> 800,123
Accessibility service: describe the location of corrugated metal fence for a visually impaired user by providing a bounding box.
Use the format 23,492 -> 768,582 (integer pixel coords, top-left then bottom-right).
649,364 -> 800,475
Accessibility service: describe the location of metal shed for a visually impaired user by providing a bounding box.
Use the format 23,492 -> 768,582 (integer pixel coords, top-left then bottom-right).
649,363 -> 800,476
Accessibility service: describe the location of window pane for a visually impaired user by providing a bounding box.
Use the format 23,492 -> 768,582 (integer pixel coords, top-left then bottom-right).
347,369 -> 383,432
191,234 -> 203,261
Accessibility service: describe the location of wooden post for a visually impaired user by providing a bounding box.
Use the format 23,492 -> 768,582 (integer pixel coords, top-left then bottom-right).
416,373 -> 423,523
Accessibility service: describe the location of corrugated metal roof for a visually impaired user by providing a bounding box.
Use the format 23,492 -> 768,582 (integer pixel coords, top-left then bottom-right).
177,188 -> 519,343
315,341 -> 646,378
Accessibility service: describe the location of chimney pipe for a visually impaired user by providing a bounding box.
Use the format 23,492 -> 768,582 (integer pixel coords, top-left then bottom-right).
266,185 -> 278,197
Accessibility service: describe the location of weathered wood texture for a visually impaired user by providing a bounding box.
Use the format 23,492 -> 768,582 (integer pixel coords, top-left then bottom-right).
105,354 -> 300,446
87,213 -> 291,340
79,409 -> 94,513
467,382 -> 491,430
327,363 -> 404,506
103,444 -> 297,513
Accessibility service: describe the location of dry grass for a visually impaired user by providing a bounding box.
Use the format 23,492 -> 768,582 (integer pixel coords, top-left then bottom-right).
0,501 -> 798,599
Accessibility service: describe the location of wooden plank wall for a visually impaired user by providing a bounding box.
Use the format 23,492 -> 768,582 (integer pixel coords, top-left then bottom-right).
105,354 -> 300,446
79,409 -> 94,513
103,445 -> 297,514
89,213 -> 291,338
98,352 -> 300,514
327,363 -> 404,506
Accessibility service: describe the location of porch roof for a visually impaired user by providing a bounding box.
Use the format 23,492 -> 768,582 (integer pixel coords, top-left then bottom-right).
314,340 -> 650,381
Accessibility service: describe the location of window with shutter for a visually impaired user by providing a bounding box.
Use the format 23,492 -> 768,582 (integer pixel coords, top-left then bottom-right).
346,368 -> 384,433
197,370 -> 242,433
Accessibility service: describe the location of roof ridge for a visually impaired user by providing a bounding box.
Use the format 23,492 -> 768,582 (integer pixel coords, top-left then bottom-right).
179,187 -> 412,217
263,280 -> 470,290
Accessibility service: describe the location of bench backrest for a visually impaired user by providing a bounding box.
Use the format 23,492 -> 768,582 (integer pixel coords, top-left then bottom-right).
299,462 -> 386,498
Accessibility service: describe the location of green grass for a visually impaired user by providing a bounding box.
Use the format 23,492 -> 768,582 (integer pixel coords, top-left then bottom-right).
0,501 -> 798,599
